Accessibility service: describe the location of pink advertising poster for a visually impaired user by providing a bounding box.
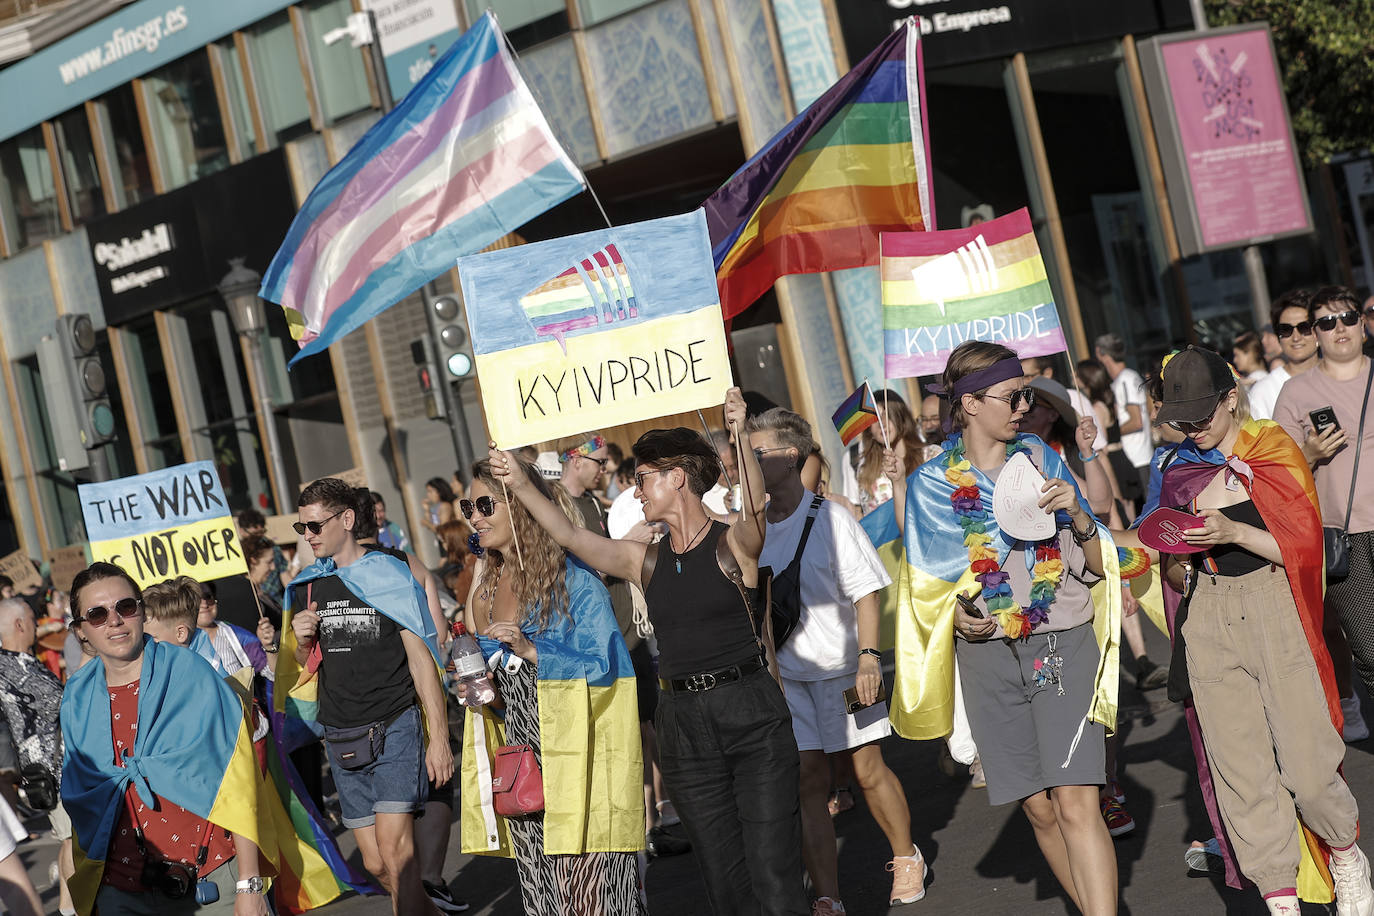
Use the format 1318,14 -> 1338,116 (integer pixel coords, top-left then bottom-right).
1161,28 -> 1309,249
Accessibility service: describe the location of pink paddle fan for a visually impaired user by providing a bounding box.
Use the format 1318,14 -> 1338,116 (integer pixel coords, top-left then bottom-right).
1136,507 -> 1208,554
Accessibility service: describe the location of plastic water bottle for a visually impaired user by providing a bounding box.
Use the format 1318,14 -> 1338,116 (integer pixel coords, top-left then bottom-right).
448,621 -> 495,706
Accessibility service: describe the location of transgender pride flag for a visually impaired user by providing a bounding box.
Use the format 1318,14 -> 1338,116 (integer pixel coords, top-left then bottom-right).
260,11 -> 585,366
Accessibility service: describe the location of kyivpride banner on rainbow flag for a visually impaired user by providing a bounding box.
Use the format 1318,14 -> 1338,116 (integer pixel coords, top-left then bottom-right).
882,208 -> 1067,378
78,460 -> 247,588
459,209 -> 731,448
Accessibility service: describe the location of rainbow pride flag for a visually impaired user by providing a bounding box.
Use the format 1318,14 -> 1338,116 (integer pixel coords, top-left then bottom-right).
882,207 -> 1067,379
704,19 -> 932,319
832,382 -> 880,445
260,11 -> 585,366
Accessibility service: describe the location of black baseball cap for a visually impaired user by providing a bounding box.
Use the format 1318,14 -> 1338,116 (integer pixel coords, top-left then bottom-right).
1152,346 -> 1237,427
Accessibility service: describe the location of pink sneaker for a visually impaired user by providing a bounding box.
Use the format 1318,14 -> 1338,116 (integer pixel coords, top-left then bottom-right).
887,849 -> 926,905
811,897 -> 846,915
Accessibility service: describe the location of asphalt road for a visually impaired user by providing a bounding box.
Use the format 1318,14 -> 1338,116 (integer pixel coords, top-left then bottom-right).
14,624 -> 1367,914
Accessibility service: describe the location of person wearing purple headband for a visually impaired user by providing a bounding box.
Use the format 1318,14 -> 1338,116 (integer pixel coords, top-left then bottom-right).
897,340 -> 1121,915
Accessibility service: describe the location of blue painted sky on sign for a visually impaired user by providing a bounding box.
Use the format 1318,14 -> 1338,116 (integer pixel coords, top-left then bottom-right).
79,460 -> 229,542
458,209 -> 719,355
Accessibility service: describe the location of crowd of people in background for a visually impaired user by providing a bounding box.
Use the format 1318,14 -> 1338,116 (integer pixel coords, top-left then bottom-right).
0,286 -> 1369,915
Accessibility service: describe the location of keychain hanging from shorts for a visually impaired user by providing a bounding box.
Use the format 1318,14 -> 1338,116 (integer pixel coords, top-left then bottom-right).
1033,632 -> 1066,696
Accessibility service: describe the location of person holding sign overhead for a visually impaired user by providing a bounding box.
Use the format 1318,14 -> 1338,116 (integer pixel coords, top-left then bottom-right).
490,386 -> 809,916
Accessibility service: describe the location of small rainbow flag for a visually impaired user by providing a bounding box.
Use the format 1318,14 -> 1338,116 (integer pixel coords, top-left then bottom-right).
832,382 -> 880,446
704,19 -> 932,319
882,207 -> 1067,378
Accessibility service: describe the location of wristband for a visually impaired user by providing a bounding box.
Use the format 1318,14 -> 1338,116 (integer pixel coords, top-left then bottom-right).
1070,518 -> 1099,544
858,648 -> 881,660
1079,450 -> 1098,462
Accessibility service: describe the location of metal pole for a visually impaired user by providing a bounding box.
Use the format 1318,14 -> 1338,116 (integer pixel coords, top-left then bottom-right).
86,445 -> 110,483
364,11 -> 475,481
247,331 -> 292,512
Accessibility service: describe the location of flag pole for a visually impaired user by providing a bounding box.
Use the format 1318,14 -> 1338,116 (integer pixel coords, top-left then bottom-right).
869,380 -> 891,450
697,408 -> 735,491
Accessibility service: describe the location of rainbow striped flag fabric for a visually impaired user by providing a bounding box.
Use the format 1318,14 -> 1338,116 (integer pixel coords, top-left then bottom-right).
260,11 -> 585,366
832,382 -> 880,446
704,18 -> 932,319
882,207 -> 1067,379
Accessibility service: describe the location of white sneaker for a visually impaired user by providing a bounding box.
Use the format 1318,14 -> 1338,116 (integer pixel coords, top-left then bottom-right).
1342,696 -> 1369,743
1331,844 -> 1374,916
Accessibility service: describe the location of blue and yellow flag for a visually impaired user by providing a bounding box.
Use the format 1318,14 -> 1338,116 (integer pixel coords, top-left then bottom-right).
891,433 -> 1120,741
60,638 -> 276,916
461,559 -> 643,856
859,493 -> 905,652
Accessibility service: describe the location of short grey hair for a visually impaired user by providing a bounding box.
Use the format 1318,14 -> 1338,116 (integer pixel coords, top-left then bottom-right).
746,407 -> 815,471
709,428 -> 733,455
1094,333 -> 1125,362
0,598 -> 32,631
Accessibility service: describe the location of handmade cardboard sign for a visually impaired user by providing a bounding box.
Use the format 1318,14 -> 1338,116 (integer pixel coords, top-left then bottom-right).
46,544 -> 90,593
0,549 -> 41,592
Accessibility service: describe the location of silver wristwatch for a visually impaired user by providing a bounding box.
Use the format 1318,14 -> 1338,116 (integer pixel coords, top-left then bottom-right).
235,876 -> 264,895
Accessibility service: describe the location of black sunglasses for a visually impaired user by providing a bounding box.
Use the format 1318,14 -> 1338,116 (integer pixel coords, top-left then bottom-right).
74,597 -> 142,628
579,455 -> 610,468
983,387 -> 1036,412
459,496 -> 498,520
1315,310 -> 1361,332
1275,320 -> 1314,339
293,509 -> 344,536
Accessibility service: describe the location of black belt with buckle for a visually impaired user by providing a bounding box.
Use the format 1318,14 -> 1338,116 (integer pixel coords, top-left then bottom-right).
660,656 -> 766,694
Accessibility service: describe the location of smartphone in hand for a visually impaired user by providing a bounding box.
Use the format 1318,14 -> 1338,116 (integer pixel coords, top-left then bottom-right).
956,592 -> 985,619
1310,406 -> 1341,435
843,682 -> 887,715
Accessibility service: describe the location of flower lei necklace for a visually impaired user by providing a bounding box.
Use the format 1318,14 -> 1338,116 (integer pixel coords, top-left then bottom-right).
945,436 -> 1064,639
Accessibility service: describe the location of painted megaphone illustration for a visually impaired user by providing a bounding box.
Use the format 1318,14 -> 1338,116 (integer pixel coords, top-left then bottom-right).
521,243 -> 640,353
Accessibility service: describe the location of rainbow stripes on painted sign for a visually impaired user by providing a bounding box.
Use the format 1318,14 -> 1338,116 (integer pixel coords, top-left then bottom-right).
704,19 -> 932,319
882,208 -> 1067,379
260,11 -> 584,366
832,382 -> 880,446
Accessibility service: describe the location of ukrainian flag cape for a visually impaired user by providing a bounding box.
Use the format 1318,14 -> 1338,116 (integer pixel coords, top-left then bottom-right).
461,559 -> 643,856
60,638 -> 275,916
275,550 -> 440,721
890,433 -> 1120,740
859,489 -> 907,651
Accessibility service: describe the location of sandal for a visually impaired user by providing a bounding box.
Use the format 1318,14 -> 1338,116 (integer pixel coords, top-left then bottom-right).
827,786 -> 855,817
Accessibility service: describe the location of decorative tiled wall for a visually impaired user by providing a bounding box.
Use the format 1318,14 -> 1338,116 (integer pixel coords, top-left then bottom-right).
519,36 -> 600,166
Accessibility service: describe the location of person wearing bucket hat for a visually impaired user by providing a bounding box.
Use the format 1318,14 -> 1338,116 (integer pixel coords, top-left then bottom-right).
1149,345 -> 1370,915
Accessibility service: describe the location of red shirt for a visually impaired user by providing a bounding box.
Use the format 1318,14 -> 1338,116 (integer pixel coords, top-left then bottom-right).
101,682 -> 236,891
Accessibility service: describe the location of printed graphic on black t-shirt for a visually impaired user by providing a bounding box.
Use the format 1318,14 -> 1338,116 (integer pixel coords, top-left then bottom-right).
310,574 -> 415,728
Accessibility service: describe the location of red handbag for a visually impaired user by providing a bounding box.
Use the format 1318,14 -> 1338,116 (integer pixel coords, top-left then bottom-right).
491,744 -> 544,816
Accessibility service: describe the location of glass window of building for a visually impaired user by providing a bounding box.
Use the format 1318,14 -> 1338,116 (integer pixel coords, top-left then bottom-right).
93,85 -> 154,209
16,357 -> 87,546
302,0 -> 373,124
246,13 -> 313,145
0,126 -> 62,253
53,107 -> 107,225
213,39 -> 257,159
469,0 -> 568,44
576,0 -> 654,27
142,50 -> 230,191
121,317 -> 184,469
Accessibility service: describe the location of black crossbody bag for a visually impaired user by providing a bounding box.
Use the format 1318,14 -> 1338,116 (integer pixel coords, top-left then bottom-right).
1324,361 -> 1374,580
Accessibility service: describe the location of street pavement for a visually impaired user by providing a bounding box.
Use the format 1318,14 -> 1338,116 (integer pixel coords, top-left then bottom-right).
13,623 -> 1368,914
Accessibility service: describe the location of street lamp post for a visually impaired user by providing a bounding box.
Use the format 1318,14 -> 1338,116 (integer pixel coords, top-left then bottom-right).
219,258 -> 291,513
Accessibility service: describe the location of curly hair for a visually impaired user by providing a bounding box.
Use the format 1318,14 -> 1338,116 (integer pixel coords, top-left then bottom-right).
470,459 -> 569,632
855,390 -> 924,495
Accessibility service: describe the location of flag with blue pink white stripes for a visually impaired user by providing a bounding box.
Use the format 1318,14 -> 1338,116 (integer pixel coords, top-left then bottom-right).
259,11 -> 585,366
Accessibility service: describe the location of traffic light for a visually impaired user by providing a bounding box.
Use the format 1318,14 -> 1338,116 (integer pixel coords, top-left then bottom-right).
411,336 -> 445,421
36,313 -> 117,471
431,295 -> 474,383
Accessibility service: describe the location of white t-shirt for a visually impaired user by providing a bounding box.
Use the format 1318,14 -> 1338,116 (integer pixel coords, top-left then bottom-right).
1247,364 -> 1290,420
606,487 -> 646,539
702,483 -> 731,516
761,490 -> 891,681
1065,388 -> 1107,452
1111,367 -> 1152,468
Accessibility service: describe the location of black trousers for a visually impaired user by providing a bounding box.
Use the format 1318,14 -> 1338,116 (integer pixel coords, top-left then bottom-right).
654,666 -> 809,916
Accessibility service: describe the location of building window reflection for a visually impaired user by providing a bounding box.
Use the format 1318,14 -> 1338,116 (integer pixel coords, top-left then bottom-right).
246,12 -> 313,145
302,0 -> 373,124
142,50 -> 230,191
53,107 -> 107,225
0,126 -> 62,252
92,85 -> 154,209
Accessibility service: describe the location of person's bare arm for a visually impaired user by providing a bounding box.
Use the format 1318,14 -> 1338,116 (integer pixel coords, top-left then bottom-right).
881,450 -> 906,530
404,554 -> 448,647
1119,402 -> 1144,436
854,592 -> 883,706
725,388 -> 766,565
229,834 -> 269,916
1181,509 -> 1284,566
401,629 -> 454,785
490,445 -> 647,585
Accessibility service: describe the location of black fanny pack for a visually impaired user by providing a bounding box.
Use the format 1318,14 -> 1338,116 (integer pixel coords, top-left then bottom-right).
324,706 -> 410,770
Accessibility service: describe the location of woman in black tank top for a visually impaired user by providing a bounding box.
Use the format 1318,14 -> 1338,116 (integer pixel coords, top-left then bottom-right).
491,387 -> 809,916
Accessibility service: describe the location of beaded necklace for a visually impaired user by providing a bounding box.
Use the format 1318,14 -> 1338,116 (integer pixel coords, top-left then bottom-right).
945,436 -> 1064,639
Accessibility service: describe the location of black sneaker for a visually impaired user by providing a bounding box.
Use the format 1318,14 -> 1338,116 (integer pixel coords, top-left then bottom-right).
422,880 -> 470,913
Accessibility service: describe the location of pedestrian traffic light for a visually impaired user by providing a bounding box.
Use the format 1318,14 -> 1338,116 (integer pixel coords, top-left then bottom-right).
411,336 -> 445,421
431,295 -> 474,382
36,314 -> 117,471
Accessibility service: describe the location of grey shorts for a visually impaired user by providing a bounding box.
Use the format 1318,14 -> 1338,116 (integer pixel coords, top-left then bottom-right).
956,622 -> 1106,806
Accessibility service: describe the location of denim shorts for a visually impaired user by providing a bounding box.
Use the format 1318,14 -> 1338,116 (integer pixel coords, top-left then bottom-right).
325,705 -> 428,829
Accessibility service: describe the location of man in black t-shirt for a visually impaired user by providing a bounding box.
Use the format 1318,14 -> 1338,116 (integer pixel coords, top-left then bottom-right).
291,477 -> 450,916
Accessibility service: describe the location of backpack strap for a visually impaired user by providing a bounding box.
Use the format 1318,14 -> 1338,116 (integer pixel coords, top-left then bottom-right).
717,530 -> 782,689
640,541 -> 660,589
787,494 -> 825,570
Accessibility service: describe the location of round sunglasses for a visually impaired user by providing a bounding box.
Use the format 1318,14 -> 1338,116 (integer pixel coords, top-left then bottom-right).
459,496 -> 498,520
74,597 -> 142,628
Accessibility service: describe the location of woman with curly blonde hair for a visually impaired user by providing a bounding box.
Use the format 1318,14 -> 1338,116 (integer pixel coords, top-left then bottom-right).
457,458 -> 644,916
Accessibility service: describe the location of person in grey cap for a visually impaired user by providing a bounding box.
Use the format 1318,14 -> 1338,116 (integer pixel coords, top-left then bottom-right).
1152,346 -> 1370,916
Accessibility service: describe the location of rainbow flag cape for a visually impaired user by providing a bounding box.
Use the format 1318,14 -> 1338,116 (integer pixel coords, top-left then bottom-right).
882,208 -> 1067,379
260,11 -> 585,366
891,434 -> 1119,741
704,18 -> 932,319
832,382 -> 881,446
60,638 -> 278,916
461,560 -> 643,856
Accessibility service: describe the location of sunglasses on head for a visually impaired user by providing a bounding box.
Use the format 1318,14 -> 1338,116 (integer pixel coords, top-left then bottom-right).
75,597 -> 141,628
459,496 -> 498,520
292,509 -> 344,536
1315,310 -> 1361,332
1275,320 -> 1314,339
983,387 -> 1036,412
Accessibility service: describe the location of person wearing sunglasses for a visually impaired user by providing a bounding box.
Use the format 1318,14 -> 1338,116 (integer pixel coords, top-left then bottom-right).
59,562 -> 272,915
1249,289 -> 1318,421
281,477 -> 450,916
901,341 -> 1120,915
1149,346 -> 1371,916
491,387 -> 810,916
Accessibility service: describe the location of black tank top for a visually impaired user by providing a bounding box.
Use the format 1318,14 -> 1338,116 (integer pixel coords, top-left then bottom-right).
1209,501 -> 1270,577
643,521 -> 761,679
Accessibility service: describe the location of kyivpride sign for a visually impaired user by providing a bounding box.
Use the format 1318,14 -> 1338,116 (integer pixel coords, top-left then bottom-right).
78,460 -> 247,588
